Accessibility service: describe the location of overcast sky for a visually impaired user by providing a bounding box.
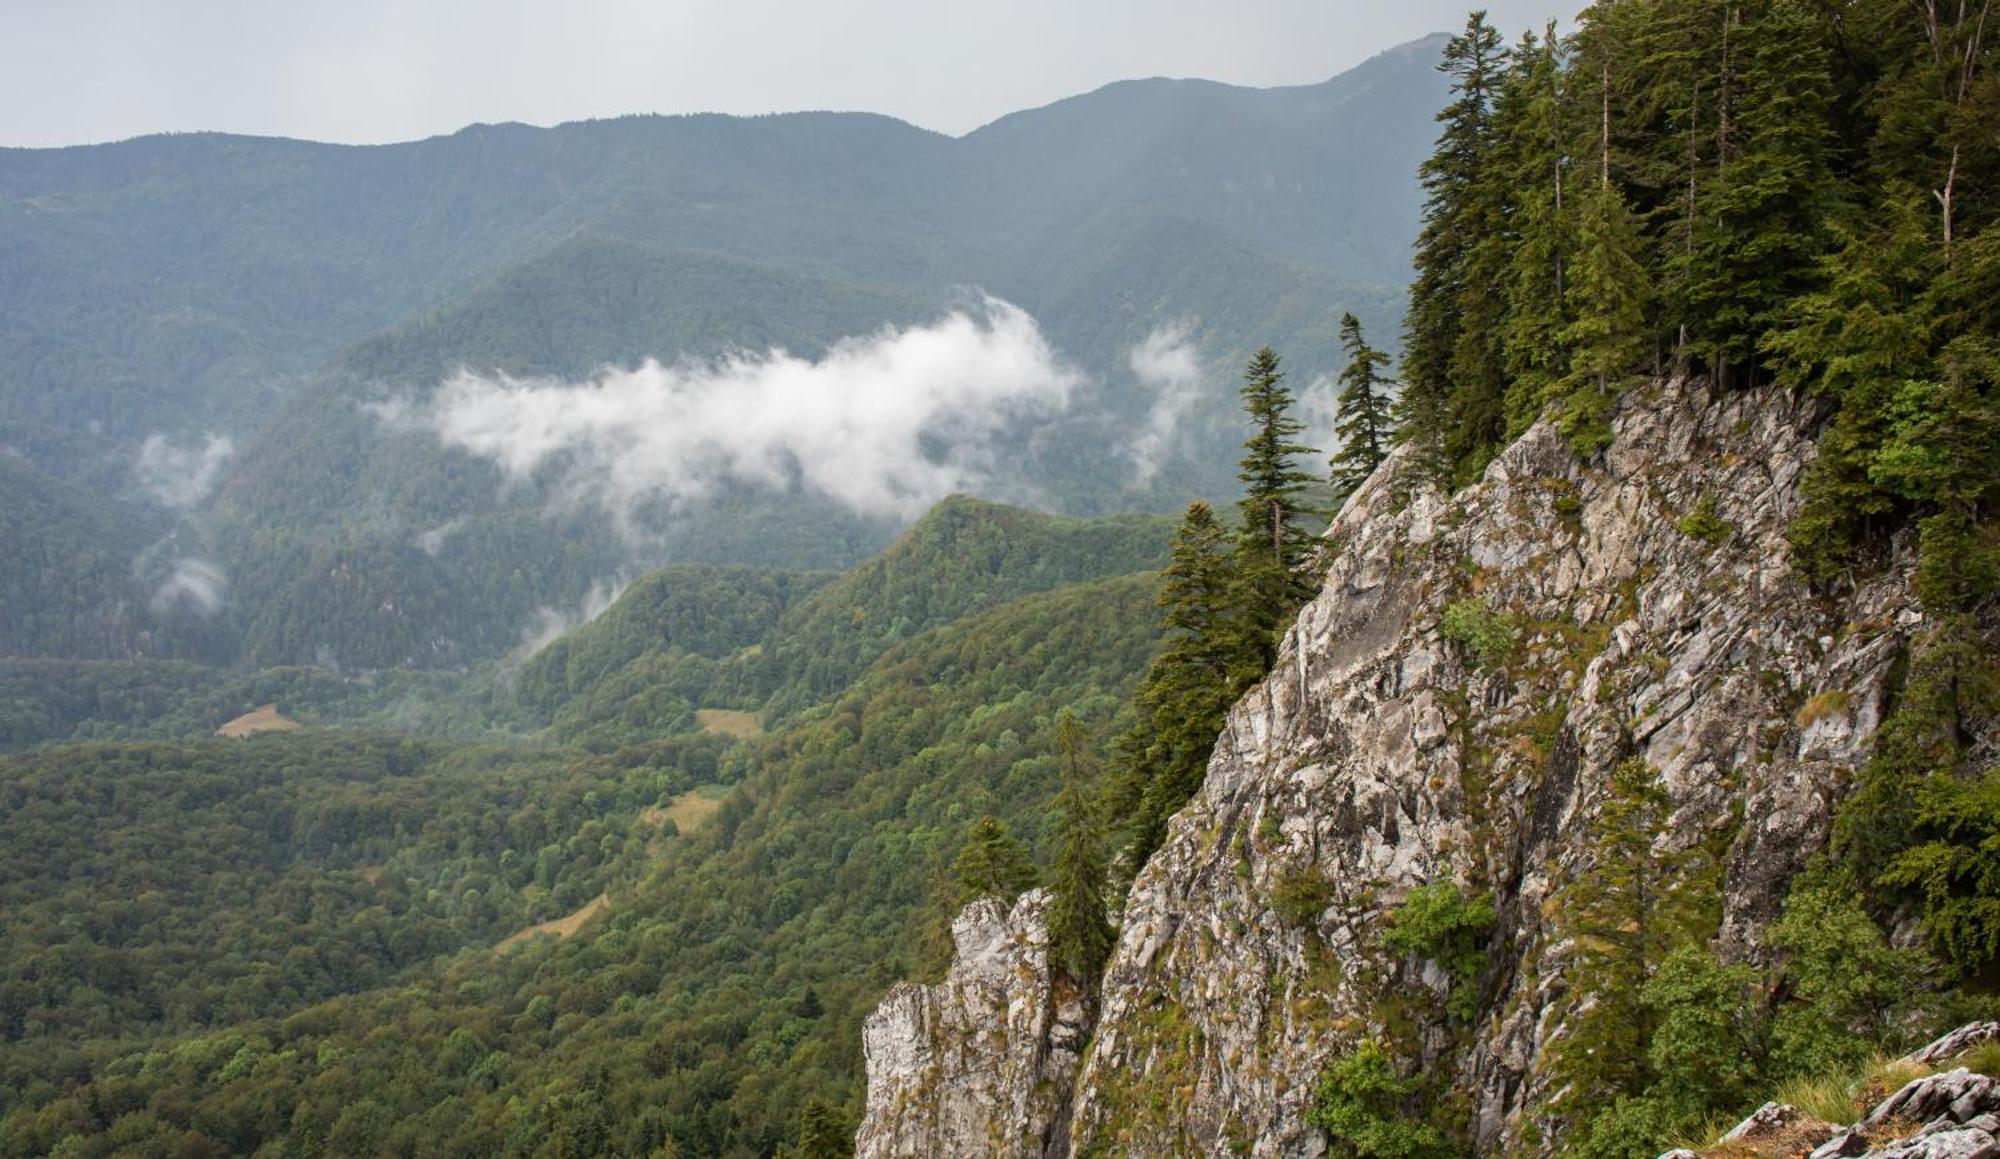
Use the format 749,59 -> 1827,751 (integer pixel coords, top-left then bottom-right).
3,0 -> 1571,149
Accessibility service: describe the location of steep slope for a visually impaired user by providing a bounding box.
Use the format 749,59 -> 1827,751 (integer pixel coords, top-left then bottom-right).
859,377 -> 1953,1155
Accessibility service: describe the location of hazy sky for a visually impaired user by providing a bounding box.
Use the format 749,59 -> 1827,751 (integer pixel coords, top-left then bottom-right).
4,0 -> 1571,148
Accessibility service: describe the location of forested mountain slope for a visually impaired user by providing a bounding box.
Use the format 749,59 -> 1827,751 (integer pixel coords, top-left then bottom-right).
0,495 -> 1174,1156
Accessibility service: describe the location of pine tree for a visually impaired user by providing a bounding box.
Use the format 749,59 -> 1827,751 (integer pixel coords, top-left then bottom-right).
1330,314 -> 1393,497
1047,712 -> 1113,984
1686,1 -> 1839,386
1548,61 -> 1652,452
794,1098 -> 853,1157
1112,500 -> 1246,872
1498,25 -> 1576,437
1549,758 -> 1715,1129
1401,10 -> 1509,489
952,816 -> 1035,902
1233,346 -> 1320,667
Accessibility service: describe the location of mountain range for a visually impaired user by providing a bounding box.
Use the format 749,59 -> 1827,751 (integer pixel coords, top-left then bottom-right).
0,34 -> 1446,668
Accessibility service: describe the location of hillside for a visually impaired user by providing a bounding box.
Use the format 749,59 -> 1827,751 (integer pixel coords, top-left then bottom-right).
0,506 -> 1171,1155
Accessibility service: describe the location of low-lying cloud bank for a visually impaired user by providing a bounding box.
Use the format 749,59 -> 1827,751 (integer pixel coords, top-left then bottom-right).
385,297 -> 1083,529
1126,321 -> 1202,487
135,433 -> 233,509
148,557 -> 228,617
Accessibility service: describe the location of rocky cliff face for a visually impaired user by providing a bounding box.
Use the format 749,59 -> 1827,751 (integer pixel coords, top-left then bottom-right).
859,379 -> 1928,1156
856,890 -> 1093,1158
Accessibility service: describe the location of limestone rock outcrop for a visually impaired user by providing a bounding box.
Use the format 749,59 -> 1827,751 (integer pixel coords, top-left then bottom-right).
861,378 -> 1939,1155
855,890 -> 1090,1158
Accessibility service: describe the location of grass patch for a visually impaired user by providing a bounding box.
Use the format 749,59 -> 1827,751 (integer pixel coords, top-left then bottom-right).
1794,690 -> 1852,728
214,704 -> 301,738
495,892 -> 610,953
695,708 -> 764,740
642,784 -> 729,833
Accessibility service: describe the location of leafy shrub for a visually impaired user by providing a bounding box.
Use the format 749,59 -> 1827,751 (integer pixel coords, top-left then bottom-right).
1273,866 -> 1336,929
1383,882 -> 1495,1020
1675,494 -> 1734,544
1439,600 -> 1519,670
1306,1040 -> 1451,1158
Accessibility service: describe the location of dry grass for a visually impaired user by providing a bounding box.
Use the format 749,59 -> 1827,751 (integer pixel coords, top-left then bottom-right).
1682,1054 -> 1931,1156
494,892 -> 609,953
695,708 -> 763,740
641,785 -> 728,833
215,704 -> 301,738
1794,690 -> 1852,728
1961,1041 -> 2000,1078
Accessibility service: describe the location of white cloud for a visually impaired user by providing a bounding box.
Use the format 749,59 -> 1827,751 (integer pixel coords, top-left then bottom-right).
135,433 -> 234,508
1125,321 -> 1202,486
149,557 -> 228,616
1296,372 -> 1338,467
511,576 -> 629,663
391,296 -> 1081,529
413,519 -> 461,557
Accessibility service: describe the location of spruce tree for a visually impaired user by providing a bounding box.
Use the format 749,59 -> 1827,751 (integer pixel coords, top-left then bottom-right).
795,1098 -> 853,1157
1331,313 -> 1394,497
1233,346 -> 1320,668
1498,25 -> 1575,437
1548,62 -> 1651,452
1401,10 -> 1509,489
1114,500 -> 1245,872
1550,758 -> 1715,1131
952,815 -> 1035,903
1047,712 -> 1114,984
1685,1 -> 1838,386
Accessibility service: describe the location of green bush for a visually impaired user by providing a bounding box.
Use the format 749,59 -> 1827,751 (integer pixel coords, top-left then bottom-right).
1674,494 -> 1734,544
1383,883 -> 1495,1020
1439,600 -> 1519,671
1273,866 -> 1336,929
1306,1040 -> 1452,1158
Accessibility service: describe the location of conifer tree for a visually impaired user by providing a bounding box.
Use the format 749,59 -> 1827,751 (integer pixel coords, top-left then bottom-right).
1331,314 -> 1394,496
1548,62 -> 1651,452
1113,500 -> 1246,871
1047,712 -> 1114,983
952,815 -> 1035,902
1498,25 -> 1575,436
1233,346 -> 1320,667
794,1098 -> 853,1158
1686,1 -> 1838,386
1550,758 -> 1714,1128
1401,10 -> 1509,488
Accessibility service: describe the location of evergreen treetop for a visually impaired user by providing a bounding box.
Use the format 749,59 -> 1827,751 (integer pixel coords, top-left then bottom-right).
1331,313 -> 1394,497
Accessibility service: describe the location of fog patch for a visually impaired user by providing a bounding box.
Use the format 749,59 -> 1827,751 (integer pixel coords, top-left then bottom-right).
414,520 -> 462,557
149,557 -> 228,617
1125,321 -> 1203,486
135,433 -> 233,509
511,576 -> 630,664
1296,373 -> 1339,467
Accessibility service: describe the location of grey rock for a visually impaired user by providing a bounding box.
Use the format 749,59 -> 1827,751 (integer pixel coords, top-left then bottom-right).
1866,1070 -> 1998,1130
855,891 -> 1088,1159
1812,1127 -> 1872,1158
858,379 -> 1939,1156
1864,1126 -> 2000,1159
1906,1025 -> 2000,1069
1721,1101 -> 1836,1151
